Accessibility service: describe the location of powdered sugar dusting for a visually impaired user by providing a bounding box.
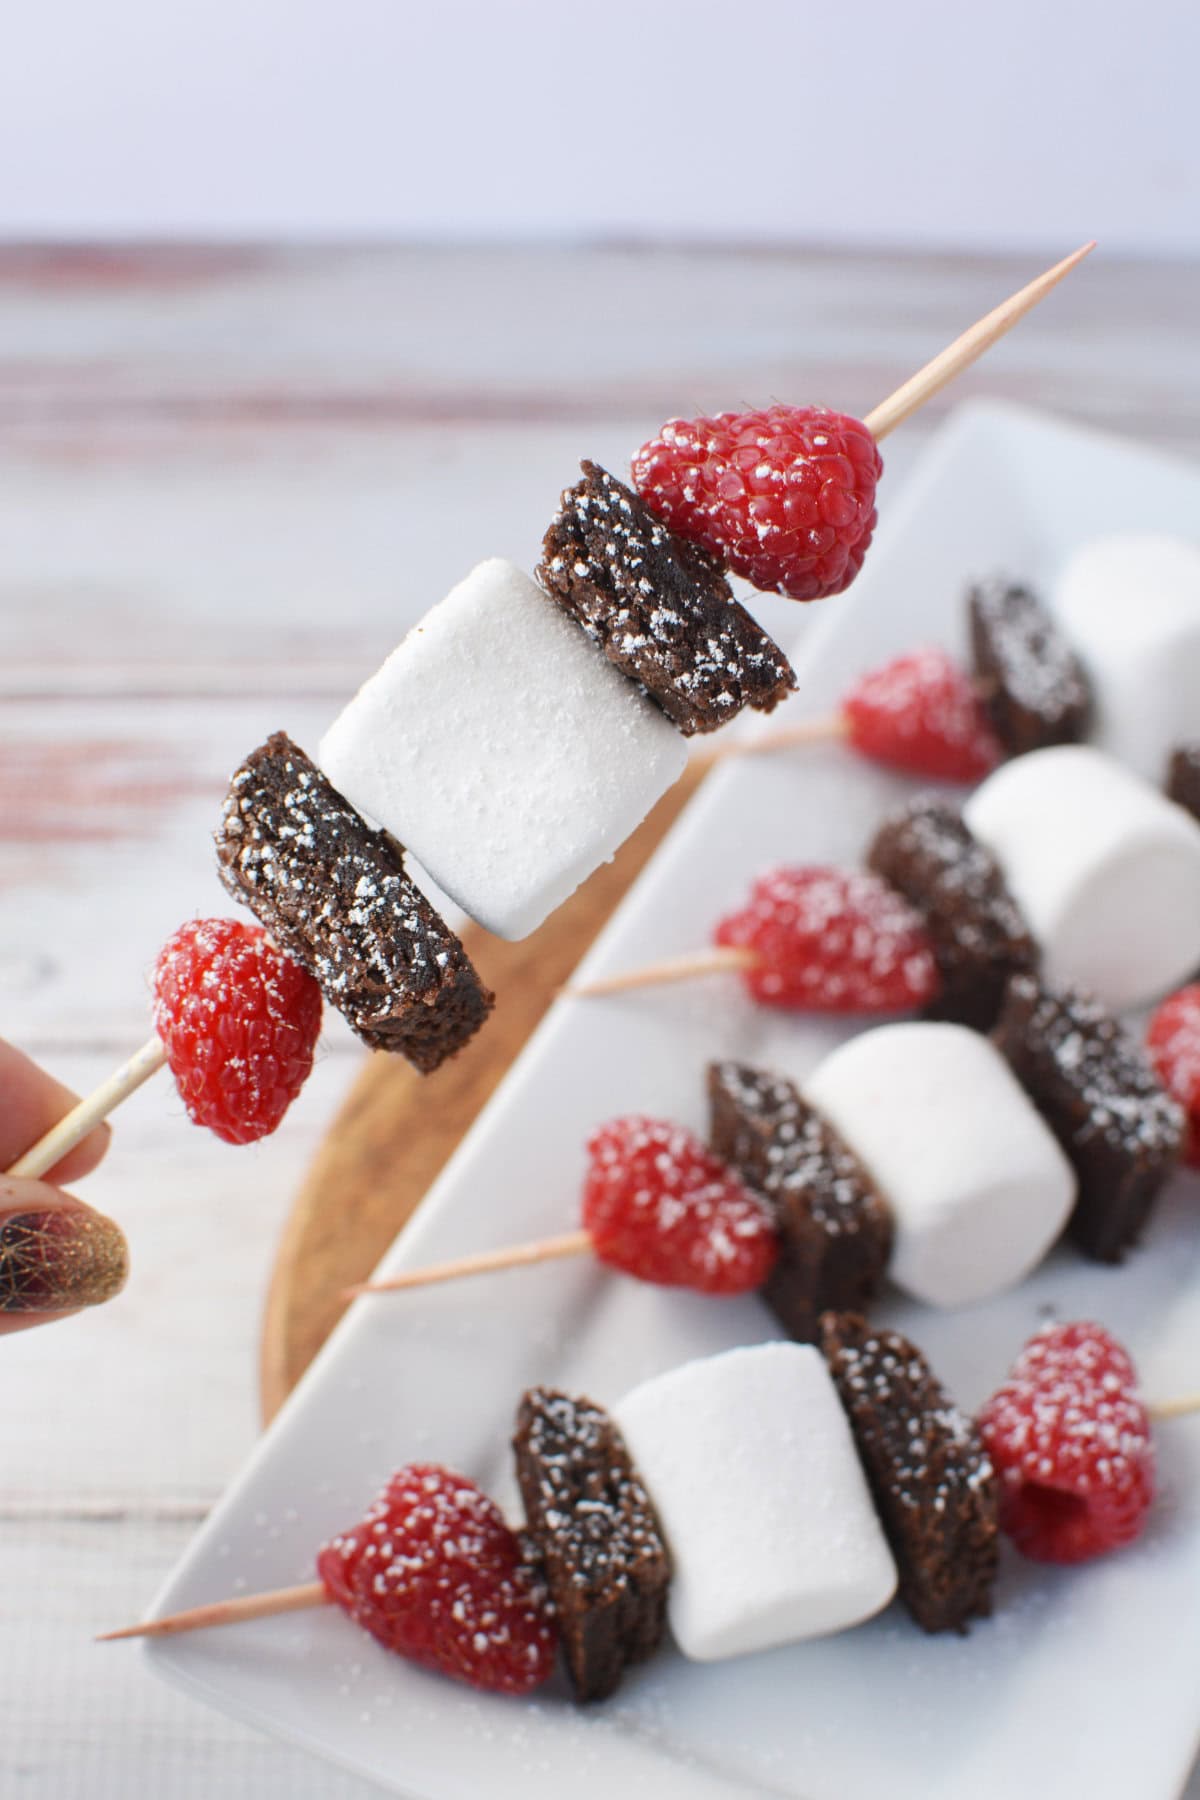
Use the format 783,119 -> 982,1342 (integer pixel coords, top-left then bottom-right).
214,732 -> 492,1071
582,1115 -> 778,1295
969,578 -> 1092,755
978,1322 -> 1155,1563
713,864 -> 940,1013
538,460 -> 795,736
843,646 -> 1003,783
316,1464 -> 558,1696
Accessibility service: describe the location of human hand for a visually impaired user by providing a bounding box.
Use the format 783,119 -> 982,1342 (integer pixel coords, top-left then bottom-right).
0,1041 -> 128,1335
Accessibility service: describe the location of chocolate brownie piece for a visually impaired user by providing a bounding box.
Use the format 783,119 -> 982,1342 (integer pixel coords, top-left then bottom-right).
537,459 -> 796,736
969,577 -> 1092,757
867,795 -> 1038,1031
708,1060 -> 893,1342
214,732 -> 493,1073
513,1387 -> 669,1702
995,975 -> 1185,1261
820,1312 -> 998,1634
1167,743 -> 1200,823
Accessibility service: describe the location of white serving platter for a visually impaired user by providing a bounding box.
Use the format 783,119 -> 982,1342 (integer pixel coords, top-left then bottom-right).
145,401 -> 1200,1799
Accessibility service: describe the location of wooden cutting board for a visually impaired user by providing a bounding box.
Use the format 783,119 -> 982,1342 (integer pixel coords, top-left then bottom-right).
258,762 -> 707,1422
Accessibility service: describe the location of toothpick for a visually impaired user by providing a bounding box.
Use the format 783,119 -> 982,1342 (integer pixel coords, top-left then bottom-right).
862,242 -> 1096,442
693,714 -> 850,770
1148,1393 -> 1200,1421
345,1228 -> 595,1299
99,1580 -> 329,1642
7,1036 -> 167,1180
566,945 -> 756,999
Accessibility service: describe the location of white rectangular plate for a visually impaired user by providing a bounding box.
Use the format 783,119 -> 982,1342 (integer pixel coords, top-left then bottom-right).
147,401 -> 1200,1799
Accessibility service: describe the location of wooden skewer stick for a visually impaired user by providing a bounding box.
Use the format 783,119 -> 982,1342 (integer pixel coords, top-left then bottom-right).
7,1036 -> 167,1180
344,1227 -> 595,1299
98,1580 -> 330,1642
1147,1392 -> 1200,1421
566,944 -> 756,999
693,714 -> 851,769
862,241 -> 1096,442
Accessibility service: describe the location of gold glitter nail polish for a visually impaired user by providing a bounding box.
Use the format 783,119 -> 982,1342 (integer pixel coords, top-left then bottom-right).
0,1207 -> 129,1312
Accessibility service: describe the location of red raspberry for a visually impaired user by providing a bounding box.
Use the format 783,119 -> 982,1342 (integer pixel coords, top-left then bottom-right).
316,1464 -> 557,1696
582,1116 -> 778,1294
978,1322 -> 1154,1564
152,918 -> 322,1145
713,865 -> 940,1013
1146,984 -> 1200,1166
842,646 -> 1003,782
632,405 -> 881,601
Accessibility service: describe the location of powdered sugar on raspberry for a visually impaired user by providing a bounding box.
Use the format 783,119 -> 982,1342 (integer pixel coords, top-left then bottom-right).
978,1321 -> 1154,1564
843,647 -> 1003,783
316,1464 -> 558,1695
713,865 -> 940,1013
152,916 -> 322,1144
1147,983 -> 1200,1166
632,405 -> 881,602
582,1116 -> 779,1294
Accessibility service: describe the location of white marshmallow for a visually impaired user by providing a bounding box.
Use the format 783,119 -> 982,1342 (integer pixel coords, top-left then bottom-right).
612,1343 -> 897,1662
804,1022 -> 1075,1309
1049,534 -> 1200,782
318,559 -> 688,940
964,744 -> 1200,1010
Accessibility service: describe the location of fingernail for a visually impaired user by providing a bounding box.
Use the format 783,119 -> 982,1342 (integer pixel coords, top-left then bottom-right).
0,1205 -> 129,1313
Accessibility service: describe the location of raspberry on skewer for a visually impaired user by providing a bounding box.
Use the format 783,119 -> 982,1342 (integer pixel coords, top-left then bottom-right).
979,1322 -> 1155,1564
566,864 -> 941,1008
101,1463 -> 559,1697
1146,983 -> 1200,1167
348,1116 -> 779,1300
632,244 -> 1093,602
8,918 -> 323,1178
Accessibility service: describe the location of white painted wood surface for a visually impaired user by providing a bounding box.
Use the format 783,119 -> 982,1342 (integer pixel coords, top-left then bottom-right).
2,245 -> 1198,1798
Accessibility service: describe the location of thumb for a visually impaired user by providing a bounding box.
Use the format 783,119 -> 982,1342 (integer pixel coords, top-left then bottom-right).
0,1180 -> 128,1336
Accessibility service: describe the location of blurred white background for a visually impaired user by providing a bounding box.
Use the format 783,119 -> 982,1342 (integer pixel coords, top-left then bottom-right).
0,0 -> 1196,252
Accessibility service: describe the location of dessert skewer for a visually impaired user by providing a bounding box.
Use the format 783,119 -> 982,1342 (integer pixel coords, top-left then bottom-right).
8,250 -> 1094,1177
354,963 -> 1187,1310
572,745 -> 1200,1022
101,1315 -> 1164,1697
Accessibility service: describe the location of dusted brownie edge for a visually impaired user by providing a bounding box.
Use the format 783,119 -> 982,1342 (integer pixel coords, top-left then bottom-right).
867,794 -> 1037,1031
994,975 -> 1185,1262
214,732 -> 493,1073
707,1060 -> 892,1343
968,577 -> 1092,758
820,1311 -> 998,1634
513,1387 -> 669,1701
537,460 -> 796,737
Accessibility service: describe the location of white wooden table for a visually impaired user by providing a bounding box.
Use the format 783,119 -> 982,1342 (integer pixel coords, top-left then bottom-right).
2,245 -> 1198,1798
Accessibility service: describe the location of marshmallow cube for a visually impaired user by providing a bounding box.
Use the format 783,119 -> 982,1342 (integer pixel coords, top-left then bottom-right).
964,745 -> 1200,1010
318,559 -> 688,939
804,1023 -> 1075,1309
612,1343 -> 897,1662
1049,534 -> 1200,781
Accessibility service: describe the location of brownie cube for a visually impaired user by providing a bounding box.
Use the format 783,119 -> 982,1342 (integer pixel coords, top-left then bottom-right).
968,577 -> 1092,757
513,1387 -> 669,1702
994,975 -> 1185,1261
1167,742 -> 1200,824
537,460 -> 796,736
214,732 -> 493,1072
820,1312 -> 998,1634
867,795 -> 1038,1031
707,1060 -> 893,1343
